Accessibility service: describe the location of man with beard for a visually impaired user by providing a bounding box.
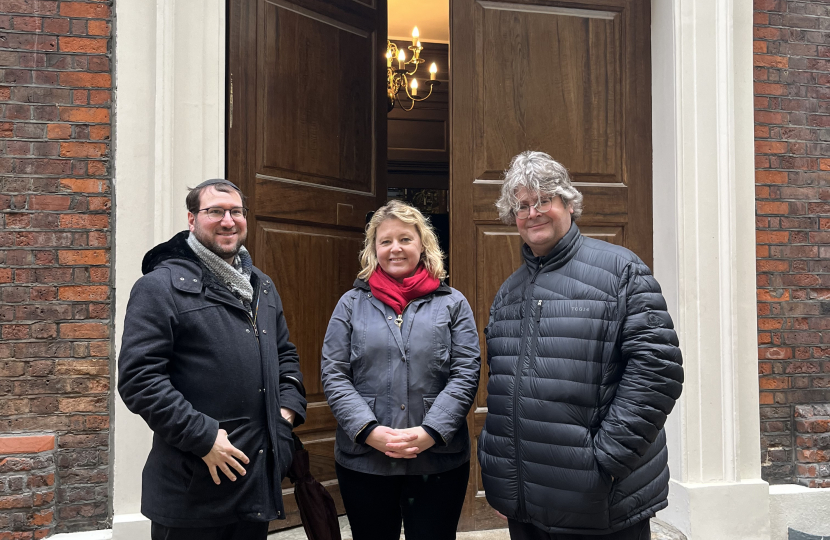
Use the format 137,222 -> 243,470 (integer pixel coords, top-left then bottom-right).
118,179 -> 307,540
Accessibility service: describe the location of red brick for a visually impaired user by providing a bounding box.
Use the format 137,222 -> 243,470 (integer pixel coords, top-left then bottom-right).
58,71 -> 110,88
756,231 -> 788,244
46,123 -> 71,139
59,2 -> 110,18
12,15 -> 41,31
89,125 -> 109,140
57,286 -> 108,301
756,201 -> 789,215
59,178 -> 108,193
760,347 -> 793,360
87,161 -> 106,175
88,90 -> 109,105
58,106 -> 108,123
59,322 -> 108,339
59,214 -> 108,229
760,376 -> 790,390
28,195 -> 70,211
756,110 -> 786,124
87,20 -> 109,36
59,142 -> 106,158
59,36 -> 107,53
57,250 -> 107,265
58,397 -> 107,413
0,494 -> 33,509
756,141 -> 788,154
755,82 -> 786,96
0,435 -> 55,455
43,17 -> 69,34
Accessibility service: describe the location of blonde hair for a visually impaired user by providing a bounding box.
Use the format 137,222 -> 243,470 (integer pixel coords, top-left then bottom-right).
358,200 -> 446,280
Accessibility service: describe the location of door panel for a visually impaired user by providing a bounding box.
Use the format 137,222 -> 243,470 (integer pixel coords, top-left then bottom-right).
451,0 -> 651,531
228,0 -> 387,529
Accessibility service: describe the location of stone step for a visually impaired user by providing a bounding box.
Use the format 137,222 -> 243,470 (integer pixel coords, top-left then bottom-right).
270,517 -> 687,539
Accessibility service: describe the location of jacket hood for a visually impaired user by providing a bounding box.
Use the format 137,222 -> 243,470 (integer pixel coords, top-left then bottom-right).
141,231 -> 199,275
522,222 -> 582,274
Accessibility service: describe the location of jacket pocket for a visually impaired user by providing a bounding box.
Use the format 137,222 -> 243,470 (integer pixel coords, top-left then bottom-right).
527,299 -> 544,374
184,418 -> 268,514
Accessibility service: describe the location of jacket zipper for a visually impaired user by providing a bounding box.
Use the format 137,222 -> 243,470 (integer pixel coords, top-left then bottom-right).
513,267 -> 542,518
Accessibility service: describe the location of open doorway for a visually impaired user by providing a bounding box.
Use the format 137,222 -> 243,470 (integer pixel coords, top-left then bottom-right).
386,0 -> 451,276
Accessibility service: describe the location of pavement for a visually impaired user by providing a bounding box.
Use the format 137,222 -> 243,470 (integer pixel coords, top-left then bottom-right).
269,516 -> 687,539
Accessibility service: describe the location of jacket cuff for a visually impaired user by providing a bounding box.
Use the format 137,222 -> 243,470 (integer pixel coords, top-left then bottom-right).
422,425 -> 445,446
594,445 -> 631,481
279,387 -> 308,427
355,422 -> 378,445
191,416 -> 220,458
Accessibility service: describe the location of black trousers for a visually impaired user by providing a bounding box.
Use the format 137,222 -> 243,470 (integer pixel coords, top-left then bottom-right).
150,520 -> 269,540
508,519 -> 650,540
335,461 -> 470,540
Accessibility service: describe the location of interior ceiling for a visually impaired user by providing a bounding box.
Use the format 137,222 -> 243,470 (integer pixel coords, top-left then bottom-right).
388,0 -> 449,43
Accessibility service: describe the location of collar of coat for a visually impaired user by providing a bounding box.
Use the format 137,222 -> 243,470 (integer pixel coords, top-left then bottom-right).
353,277 -> 452,296
141,230 -> 264,296
522,222 -> 583,275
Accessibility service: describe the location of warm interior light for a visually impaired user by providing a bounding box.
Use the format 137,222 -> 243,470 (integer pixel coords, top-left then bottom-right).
411,78 -> 418,95
397,49 -> 406,62
412,27 -> 420,39
386,50 -> 392,59
429,63 -> 437,74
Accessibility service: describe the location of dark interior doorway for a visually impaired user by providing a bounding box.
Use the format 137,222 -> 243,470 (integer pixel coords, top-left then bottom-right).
385,40 -> 451,277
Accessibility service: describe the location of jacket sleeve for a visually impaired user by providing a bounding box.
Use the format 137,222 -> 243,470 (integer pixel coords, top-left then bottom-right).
422,296 -> 482,444
117,273 -> 219,458
273,289 -> 308,427
593,263 -> 684,480
321,292 -> 378,441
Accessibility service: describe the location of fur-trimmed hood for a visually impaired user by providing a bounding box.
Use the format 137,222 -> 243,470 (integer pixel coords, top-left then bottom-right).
141,230 -> 198,275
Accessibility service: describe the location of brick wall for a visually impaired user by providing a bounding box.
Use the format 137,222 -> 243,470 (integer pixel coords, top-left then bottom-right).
754,0 -> 830,487
0,0 -> 112,533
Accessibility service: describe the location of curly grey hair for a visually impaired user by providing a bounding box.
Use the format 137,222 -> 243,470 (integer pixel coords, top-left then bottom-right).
495,151 -> 584,225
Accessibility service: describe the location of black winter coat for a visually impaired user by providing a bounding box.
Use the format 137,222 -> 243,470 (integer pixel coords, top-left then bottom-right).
479,224 -> 683,535
118,232 -> 308,527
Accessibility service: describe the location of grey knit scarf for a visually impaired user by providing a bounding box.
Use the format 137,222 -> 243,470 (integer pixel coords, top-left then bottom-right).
187,232 -> 253,303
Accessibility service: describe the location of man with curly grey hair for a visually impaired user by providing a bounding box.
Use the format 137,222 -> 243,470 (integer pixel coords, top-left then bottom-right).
479,151 -> 684,539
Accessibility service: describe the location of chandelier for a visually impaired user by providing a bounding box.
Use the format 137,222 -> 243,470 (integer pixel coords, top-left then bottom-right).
386,27 -> 440,112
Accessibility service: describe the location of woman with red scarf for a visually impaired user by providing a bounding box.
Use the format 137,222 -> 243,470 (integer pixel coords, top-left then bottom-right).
321,200 -> 481,540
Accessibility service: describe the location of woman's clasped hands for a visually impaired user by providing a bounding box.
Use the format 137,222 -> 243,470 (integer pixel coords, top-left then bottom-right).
366,426 -> 436,459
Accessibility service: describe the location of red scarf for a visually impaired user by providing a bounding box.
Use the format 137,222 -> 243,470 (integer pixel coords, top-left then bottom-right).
367,264 -> 440,315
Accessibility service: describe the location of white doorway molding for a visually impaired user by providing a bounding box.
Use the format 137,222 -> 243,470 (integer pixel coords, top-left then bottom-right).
652,0 -> 771,538
110,0 -> 778,539
112,1 -> 225,538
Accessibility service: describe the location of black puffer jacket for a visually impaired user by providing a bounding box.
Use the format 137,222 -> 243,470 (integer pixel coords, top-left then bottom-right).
479,224 -> 683,534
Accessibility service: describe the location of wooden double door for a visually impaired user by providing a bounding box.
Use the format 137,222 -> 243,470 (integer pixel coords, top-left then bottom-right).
227,0 -> 651,531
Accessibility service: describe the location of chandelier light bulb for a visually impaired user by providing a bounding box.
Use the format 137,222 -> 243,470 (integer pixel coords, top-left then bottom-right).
412,26 -> 419,45
411,78 -> 418,96
386,49 -> 392,67
397,49 -> 406,69
429,62 -> 437,80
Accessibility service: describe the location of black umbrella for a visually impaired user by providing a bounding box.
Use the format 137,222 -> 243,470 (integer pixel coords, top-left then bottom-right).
286,434 -> 342,540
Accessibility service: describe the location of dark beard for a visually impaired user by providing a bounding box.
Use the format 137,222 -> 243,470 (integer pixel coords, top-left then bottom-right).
192,227 -> 247,261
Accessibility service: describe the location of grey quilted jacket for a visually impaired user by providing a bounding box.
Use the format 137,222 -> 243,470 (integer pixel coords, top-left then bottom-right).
322,279 -> 480,475
479,224 -> 683,534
